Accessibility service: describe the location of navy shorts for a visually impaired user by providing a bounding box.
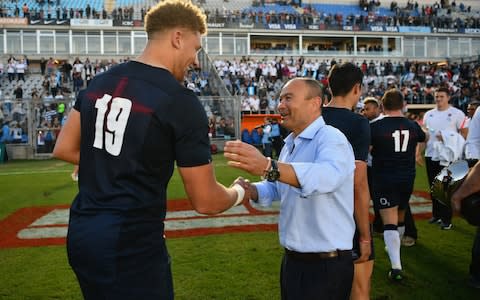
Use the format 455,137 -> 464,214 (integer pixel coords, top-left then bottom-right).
372,180 -> 414,210
67,214 -> 173,300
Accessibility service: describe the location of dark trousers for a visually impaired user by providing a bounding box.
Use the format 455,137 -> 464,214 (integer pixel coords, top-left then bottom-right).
425,157 -> 452,224
471,227 -> 480,281
280,251 -> 353,300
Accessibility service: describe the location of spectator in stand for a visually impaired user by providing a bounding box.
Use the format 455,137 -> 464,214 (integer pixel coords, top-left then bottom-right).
249,94 -> 260,113
15,59 -> 27,82
241,97 -> 251,114
73,72 -> 84,95
260,117 -> 272,158
22,3 -> 29,19
46,57 -> 55,76
7,59 -> 16,83
40,57 -> 47,76
0,121 -> 11,143
62,60 -> 72,83
13,85 -> 23,100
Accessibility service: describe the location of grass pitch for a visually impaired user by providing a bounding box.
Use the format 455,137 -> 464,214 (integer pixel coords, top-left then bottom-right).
0,156 -> 478,299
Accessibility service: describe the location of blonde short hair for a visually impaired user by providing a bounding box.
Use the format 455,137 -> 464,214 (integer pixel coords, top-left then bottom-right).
363,97 -> 379,106
145,0 -> 207,38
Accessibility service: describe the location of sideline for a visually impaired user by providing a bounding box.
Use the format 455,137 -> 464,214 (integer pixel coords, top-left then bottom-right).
0,191 -> 432,249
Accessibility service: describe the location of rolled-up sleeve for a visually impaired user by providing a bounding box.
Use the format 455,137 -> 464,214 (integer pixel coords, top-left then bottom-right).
254,181 -> 279,207
292,141 -> 355,197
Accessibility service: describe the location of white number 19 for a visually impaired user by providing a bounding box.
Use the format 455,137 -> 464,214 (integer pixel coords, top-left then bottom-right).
93,94 -> 132,156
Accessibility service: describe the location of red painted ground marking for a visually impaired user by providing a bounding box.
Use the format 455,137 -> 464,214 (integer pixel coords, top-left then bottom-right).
0,191 -> 433,249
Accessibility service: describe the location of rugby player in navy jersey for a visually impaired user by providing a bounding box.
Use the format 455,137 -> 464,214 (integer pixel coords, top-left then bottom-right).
53,1 -> 247,299
370,89 -> 426,281
323,62 -> 373,300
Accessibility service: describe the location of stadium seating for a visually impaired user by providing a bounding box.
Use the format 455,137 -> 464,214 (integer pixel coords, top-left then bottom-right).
200,0 -> 253,12
241,128 -> 253,144
2,0 -> 153,18
0,74 -> 46,101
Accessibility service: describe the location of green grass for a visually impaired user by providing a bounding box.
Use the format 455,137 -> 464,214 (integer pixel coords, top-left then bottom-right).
0,156 -> 478,299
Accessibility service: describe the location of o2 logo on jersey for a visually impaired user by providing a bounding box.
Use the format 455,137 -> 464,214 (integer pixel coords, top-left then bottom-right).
93,94 -> 132,156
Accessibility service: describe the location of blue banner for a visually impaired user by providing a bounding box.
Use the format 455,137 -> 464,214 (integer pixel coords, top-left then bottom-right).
461,28 -> 480,34
398,26 -> 431,33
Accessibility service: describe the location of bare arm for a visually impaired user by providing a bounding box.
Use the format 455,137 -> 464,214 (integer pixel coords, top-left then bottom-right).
52,109 -> 81,165
416,143 -> 425,166
460,127 -> 469,140
178,163 -> 243,215
353,161 -> 372,263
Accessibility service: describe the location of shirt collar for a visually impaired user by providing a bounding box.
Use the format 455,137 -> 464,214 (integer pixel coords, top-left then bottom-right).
285,115 -> 326,146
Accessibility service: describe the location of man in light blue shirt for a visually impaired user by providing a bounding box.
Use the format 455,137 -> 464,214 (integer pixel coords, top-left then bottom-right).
224,78 -> 356,300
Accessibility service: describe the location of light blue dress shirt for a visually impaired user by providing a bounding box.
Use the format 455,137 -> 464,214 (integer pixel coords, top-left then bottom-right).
254,116 -> 356,253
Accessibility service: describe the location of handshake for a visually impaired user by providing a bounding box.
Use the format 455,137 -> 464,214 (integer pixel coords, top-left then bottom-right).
230,177 -> 258,206
224,140 -> 270,206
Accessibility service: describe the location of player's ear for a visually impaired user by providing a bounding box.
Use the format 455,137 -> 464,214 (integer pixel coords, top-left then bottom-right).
171,29 -> 182,50
353,83 -> 362,97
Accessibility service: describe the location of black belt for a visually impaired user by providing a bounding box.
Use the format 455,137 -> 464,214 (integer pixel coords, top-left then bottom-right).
285,249 -> 352,261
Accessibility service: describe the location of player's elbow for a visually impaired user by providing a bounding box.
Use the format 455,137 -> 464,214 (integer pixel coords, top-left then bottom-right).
191,198 -> 225,215
189,188 -> 233,215
52,145 -> 64,160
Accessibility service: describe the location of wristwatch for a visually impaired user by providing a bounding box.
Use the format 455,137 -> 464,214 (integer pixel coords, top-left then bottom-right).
265,159 -> 280,182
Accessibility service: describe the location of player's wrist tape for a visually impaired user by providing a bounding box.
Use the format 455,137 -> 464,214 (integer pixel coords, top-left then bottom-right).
360,238 -> 371,244
232,184 -> 245,206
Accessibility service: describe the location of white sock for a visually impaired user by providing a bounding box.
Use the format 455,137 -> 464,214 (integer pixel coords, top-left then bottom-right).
398,226 -> 405,240
384,230 -> 402,270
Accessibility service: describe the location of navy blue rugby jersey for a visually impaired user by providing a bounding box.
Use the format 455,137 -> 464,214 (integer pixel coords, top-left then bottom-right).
72,61 -> 211,219
370,117 -> 426,181
322,107 -> 370,162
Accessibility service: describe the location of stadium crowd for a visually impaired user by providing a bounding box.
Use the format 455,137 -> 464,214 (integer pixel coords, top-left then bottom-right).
0,1 -> 146,21
0,55 -> 135,151
205,0 -> 480,30
2,52 -> 479,154
0,55 -> 222,150
0,0 -> 479,31
215,56 -> 480,115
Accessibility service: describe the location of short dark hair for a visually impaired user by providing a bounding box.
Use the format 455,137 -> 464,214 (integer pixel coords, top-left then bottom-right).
381,89 -> 404,111
327,62 -> 363,97
468,100 -> 480,108
436,87 -> 450,96
301,78 -> 324,100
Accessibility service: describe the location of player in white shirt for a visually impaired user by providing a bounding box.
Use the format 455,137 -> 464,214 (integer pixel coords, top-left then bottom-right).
465,105 -> 480,161
422,87 -> 466,230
